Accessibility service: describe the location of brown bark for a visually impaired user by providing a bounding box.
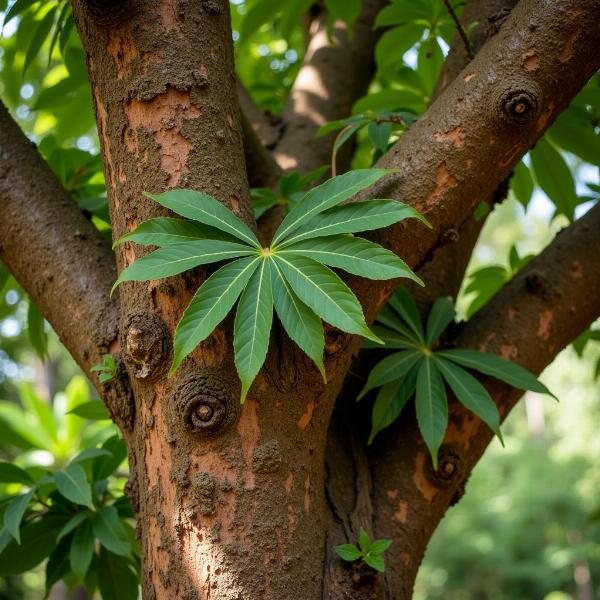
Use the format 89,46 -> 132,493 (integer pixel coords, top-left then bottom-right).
1,0 -> 599,598
0,101 -> 120,394
368,202 -> 600,597
274,0 -> 388,174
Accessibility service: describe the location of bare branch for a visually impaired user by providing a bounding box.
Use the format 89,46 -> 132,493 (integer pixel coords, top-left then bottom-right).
274,0 -> 388,174
0,101 -> 119,389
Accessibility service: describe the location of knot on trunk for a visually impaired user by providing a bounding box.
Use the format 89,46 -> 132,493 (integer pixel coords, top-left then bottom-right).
492,79 -> 540,125
124,313 -> 171,381
102,363 -> 135,430
174,374 -> 236,435
427,445 -> 465,489
83,0 -> 133,26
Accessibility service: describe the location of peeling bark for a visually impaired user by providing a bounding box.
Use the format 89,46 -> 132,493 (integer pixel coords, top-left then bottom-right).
1,0 -> 599,598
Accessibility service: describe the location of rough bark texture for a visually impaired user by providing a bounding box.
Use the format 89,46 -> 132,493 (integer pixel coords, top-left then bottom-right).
274,0 -> 388,174
0,102 -> 120,394
1,0 -> 599,598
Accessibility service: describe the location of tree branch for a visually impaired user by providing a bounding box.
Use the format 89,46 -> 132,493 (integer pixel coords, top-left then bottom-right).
0,101 -> 119,388
367,201 -> 600,597
354,0 -> 600,322
274,0 -> 388,174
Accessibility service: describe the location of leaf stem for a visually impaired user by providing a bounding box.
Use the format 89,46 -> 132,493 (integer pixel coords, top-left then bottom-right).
441,0 -> 474,60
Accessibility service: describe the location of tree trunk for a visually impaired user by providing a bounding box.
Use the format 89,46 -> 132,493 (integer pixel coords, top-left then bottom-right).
1,0 -> 599,598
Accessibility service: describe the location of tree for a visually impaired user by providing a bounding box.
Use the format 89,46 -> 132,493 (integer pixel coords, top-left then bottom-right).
0,0 -> 599,598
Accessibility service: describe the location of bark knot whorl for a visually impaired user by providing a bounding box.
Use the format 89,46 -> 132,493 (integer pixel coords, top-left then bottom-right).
174,374 -> 236,435
426,445 -> 465,489
83,0 -> 133,26
124,313 -> 171,381
490,79 -> 540,125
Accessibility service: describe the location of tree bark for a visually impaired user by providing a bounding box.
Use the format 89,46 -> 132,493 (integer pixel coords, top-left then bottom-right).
0,0 -> 598,598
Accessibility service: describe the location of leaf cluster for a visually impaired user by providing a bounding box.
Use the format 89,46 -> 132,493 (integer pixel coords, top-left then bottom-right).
114,169 -> 428,401
0,377 -> 138,599
335,528 -> 392,572
360,290 -> 555,467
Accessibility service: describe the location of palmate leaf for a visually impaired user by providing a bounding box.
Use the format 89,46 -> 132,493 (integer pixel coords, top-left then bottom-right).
280,236 -> 423,283
358,350 -> 422,400
113,217 -> 235,247
425,296 -> 455,346
70,519 -> 94,577
113,240 -> 255,289
278,199 -> 428,246
144,189 -> 261,248
369,368 -> 418,443
388,287 -> 425,343
362,324 -> 418,350
234,259 -> 274,402
171,256 -> 260,374
374,305 -> 422,345
437,349 -> 556,398
415,356 -> 447,468
54,463 -> 95,511
274,254 -> 380,343
4,490 -> 34,544
435,358 -> 503,442
271,260 -> 325,380
272,169 -> 393,245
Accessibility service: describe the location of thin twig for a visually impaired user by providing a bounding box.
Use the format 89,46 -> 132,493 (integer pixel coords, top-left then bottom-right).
441,0 -> 474,60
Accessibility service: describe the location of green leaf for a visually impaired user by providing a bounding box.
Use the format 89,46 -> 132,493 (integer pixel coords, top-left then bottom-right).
68,400 -> 110,420
55,463 -> 95,510
364,553 -> 386,572
425,297 -> 455,346
375,305 -> 423,345
0,516 -> 64,576
3,0 -> 37,24
71,448 -> 113,464
435,358 -> 503,441
272,169 -> 392,245
511,161 -> 534,208
45,537 -> 71,596
417,36 -> 444,96
548,111 -> 600,167
363,324 -> 417,350
388,287 -> 426,343
358,527 -> 370,551
113,239 -> 256,289
368,368 -> 418,443
415,356 -> 447,468
335,543 -> 362,562
271,260 -> 326,380
375,24 -> 426,71
27,301 -> 47,360
240,0 -> 276,41
279,200 -> 427,246
19,384 -> 57,443
0,462 -> 34,486
281,236 -> 422,283
171,256 -> 260,374
438,349 -> 556,398
23,6 -> 57,76
70,519 -> 95,577
92,435 -> 127,482
358,350 -> 422,400
530,139 -> 577,221
370,538 -> 393,555
113,217 -> 236,247
144,189 -> 260,248
4,490 -> 34,544
273,254 -> 379,343
93,506 -> 131,557
98,548 -> 139,600
57,511 -> 90,541
234,258 -> 273,402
